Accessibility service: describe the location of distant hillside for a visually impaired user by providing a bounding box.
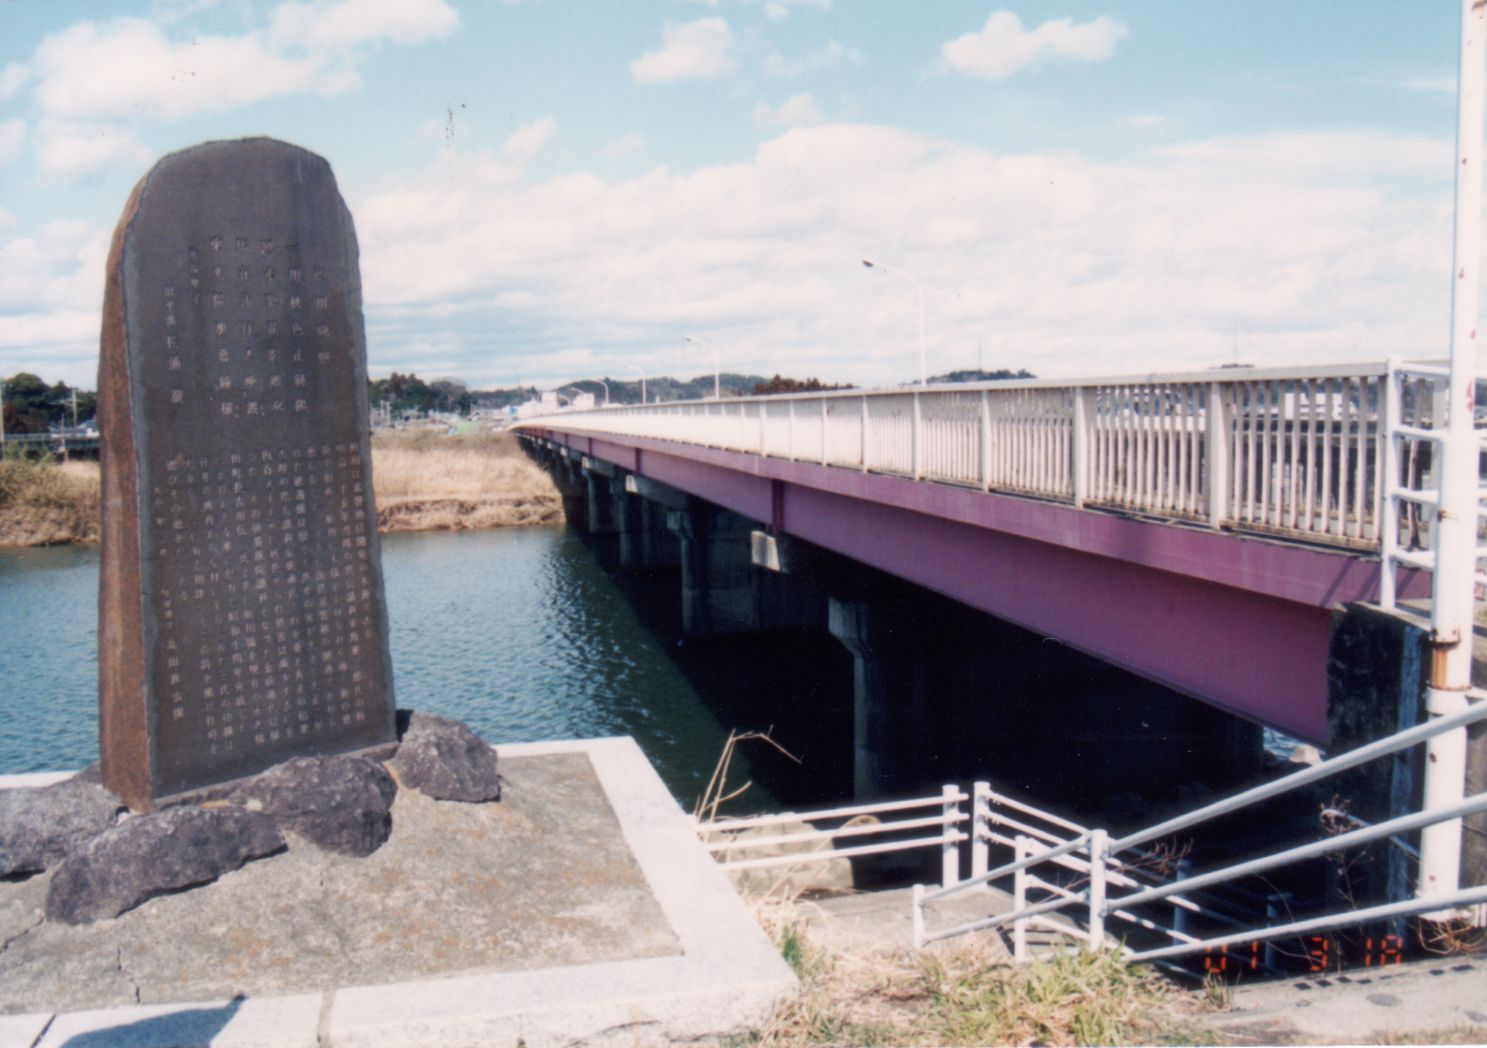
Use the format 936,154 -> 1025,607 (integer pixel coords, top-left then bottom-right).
470,367 -> 1037,411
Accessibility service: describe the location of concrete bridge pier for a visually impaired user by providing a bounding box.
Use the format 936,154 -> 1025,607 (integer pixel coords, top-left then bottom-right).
581,459 -> 618,536
617,476 -> 681,571
826,591 -> 952,801
666,504 -> 765,636
548,452 -> 589,533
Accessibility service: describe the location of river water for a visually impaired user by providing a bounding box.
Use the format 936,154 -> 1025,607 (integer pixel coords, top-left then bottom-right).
0,527 -> 800,811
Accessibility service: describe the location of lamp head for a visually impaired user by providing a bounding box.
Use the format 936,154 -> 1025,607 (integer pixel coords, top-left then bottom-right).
861,259 -> 874,269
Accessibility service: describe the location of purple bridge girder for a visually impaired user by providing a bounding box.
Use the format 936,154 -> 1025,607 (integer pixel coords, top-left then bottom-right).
531,427 -> 1429,745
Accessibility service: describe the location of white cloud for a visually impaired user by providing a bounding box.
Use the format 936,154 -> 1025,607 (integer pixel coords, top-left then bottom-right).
28,3 -> 457,128
753,0 -> 829,17
1401,75 -> 1454,95
35,120 -> 153,177
503,116 -> 557,166
32,18 -> 351,123
269,0 -> 459,51
149,0 -> 221,24
347,123 -> 1457,390
753,93 -> 823,129
943,10 -> 1128,81
630,18 -> 735,84
0,63 -> 28,101
0,221 -> 111,368
1120,113 -> 1166,130
764,38 -> 859,78
0,206 -> 12,228
603,133 -> 646,158
0,120 -> 26,167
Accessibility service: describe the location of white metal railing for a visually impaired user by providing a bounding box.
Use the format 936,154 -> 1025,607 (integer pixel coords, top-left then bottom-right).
911,690 -> 1487,960
513,360 -> 1475,553
697,786 -> 968,890
1378,358 -> 1487,606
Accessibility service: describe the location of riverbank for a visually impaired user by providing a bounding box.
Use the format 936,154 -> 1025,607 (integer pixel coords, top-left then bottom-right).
369,429 -> 563,533
0,430 -> 562,547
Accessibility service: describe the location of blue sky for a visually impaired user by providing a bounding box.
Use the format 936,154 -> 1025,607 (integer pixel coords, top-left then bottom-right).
0,1 -> 1474,391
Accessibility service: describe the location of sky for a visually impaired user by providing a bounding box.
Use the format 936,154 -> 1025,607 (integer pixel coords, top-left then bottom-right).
0,0 -> 1476,392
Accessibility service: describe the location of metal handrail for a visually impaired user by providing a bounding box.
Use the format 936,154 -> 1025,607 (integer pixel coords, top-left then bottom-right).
1111,790 -> 1487,912
1111,695 -> 1487,853
913,690 -> 1487,954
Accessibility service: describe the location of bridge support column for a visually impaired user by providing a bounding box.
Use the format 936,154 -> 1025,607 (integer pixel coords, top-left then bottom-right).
827,594 -> 946,800
666,505 -> 762,636
549,453 -> 589,533
582,459 -> 617,536
620,476 -> 682,570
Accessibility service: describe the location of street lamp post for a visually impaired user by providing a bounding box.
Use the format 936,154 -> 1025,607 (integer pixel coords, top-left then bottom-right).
862,258 -> 927,386
594,378 -> 610,405
621,362 -> 648,404
684,335 -> 721,399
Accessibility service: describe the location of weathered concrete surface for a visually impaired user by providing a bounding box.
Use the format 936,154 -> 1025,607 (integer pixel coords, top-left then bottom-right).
1206,954 -> 1487,1043
0,752 -> 676,1014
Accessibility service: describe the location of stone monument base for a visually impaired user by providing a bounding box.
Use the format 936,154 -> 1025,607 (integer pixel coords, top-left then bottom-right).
0,738 -> 796,1048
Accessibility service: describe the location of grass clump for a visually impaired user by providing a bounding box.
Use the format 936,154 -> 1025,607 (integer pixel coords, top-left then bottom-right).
750,901 -> 1209,1046
0,455 -> 100,546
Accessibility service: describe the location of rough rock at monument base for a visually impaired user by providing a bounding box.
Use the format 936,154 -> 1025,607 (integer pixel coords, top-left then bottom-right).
46,806 -> 284,925
230,753 -> 396,857
393,711 -> 501,803
0,769 -> 122,878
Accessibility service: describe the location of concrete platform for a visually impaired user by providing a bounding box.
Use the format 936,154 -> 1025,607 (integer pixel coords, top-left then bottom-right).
0,737 -> 796,1048
1206,953 -> 1487,1044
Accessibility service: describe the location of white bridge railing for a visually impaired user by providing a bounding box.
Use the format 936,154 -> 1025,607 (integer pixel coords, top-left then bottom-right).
518,359 -> 1486,556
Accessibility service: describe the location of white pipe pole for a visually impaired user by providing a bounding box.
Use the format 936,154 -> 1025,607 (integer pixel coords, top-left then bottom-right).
1420,0 -> 1486,910
862,259 -> 927,385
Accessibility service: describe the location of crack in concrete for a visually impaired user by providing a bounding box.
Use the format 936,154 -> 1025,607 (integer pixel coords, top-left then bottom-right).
115,944 -> 141,1004
0,911 -> 44,958
313,859 -> 354,966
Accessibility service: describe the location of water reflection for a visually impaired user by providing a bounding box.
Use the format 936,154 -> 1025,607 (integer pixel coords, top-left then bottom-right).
0,529 -> 768,810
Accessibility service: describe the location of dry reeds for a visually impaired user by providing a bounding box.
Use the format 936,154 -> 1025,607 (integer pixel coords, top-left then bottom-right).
369,429 -> 562,532
0,456 -> 100,546
0,430 -> 563,547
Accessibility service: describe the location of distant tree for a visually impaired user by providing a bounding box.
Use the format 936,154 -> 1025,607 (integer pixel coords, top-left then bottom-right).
751,375 -> 855,395
1,372 -> 97,433
928,368 -> 1035,384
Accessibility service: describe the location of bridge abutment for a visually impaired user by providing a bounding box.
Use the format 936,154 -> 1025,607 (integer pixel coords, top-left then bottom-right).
1329,603 -> 1487,903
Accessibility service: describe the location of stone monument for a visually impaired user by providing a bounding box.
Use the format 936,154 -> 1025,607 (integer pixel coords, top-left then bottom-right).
97,138 -> 397,810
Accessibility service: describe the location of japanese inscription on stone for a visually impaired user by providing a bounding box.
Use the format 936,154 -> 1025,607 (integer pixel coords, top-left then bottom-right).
98,138 -> 396,809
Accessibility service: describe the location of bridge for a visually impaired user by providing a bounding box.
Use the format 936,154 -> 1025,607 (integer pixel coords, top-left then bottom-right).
0,430 -> 101,456
517,360 -> 1475,747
